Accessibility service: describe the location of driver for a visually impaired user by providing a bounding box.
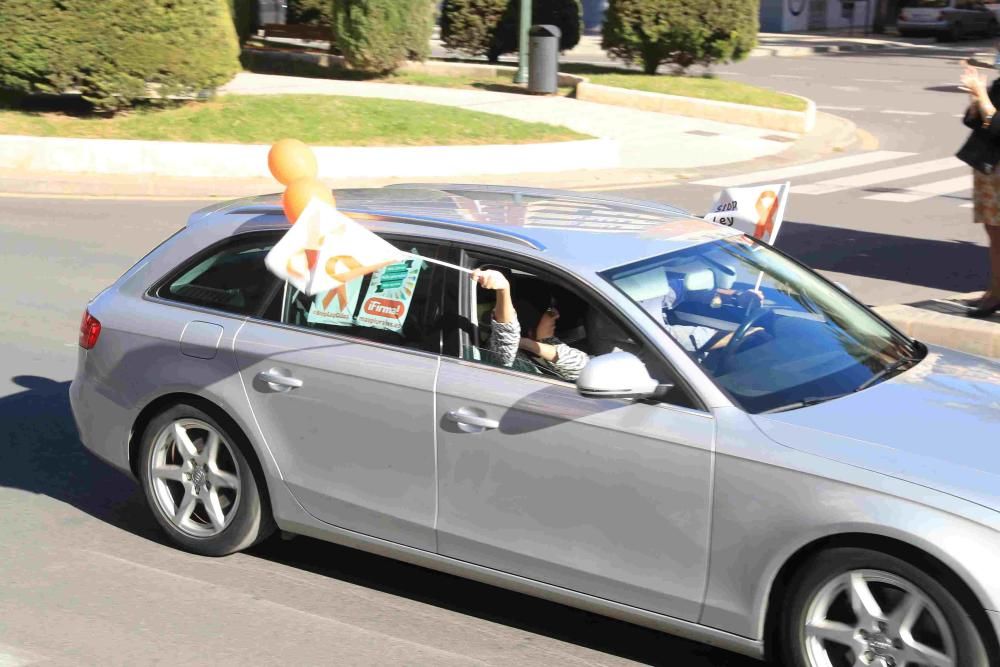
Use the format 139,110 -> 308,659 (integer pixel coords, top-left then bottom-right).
655,280 -> 765,357
472,269 -> 590,381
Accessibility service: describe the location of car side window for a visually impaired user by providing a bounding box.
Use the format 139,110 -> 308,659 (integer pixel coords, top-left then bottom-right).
155,234 -> 280,317
274,240 -> 452,355
462,254 -> 698,409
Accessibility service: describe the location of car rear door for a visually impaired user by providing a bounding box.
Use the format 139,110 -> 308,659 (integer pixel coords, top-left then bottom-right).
434,253 -> 715,621
233,238 -> 456,552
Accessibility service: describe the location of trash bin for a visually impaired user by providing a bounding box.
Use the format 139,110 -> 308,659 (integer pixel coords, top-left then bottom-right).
258,0 -> 287,26
528,24 -> 561,95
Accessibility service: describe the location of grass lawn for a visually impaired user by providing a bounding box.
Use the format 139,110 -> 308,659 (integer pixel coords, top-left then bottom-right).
559,64 -> 807,111
240,50 -> 802,110
0,94 -> 587,145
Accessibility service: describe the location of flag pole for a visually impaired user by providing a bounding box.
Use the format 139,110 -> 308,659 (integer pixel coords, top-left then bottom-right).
409,253 -> 477,275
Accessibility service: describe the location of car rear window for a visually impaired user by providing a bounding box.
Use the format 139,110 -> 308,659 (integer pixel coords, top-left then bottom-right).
155,234 -> 280,317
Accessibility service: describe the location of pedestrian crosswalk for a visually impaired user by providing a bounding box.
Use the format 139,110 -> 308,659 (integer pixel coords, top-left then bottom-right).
694,151 -> 974,207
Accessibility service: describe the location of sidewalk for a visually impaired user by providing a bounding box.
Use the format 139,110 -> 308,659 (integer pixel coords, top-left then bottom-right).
220,72 -> 798,171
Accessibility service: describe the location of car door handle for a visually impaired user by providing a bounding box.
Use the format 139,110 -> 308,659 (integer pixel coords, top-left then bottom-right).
446,408 -> 499,430
257,369 -> 303,390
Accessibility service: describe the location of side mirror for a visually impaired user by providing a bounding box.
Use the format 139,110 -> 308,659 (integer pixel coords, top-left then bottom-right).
576,351 -> 673,400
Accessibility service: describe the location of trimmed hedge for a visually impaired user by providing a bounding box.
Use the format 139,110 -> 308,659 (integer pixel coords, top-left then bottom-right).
440,0 -> 582,63
288,0 -> 335,26
602,0 -> 758,74
440,0 -> 509,61
0,0 -> 241,111
332,0 -> 434,73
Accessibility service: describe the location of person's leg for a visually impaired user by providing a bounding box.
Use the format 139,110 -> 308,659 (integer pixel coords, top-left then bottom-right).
987,224 -> 1000,303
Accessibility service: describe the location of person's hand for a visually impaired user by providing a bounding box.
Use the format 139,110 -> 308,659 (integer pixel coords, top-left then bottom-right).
535,307 -> 559,340
961,63 -> 987,98
471,268 -> 509,291
736,288 -> 765,309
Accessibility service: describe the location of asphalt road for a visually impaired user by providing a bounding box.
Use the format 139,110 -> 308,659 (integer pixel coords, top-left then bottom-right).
3,41 -> 999,667
0,197 -> 758,666
594,41 -> 999,305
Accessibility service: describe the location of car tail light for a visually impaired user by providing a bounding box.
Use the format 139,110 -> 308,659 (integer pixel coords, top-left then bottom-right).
79,310 -> 101,350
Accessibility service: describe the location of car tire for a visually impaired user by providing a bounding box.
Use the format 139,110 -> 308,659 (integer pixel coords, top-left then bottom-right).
777,547 -> 989,667
138,403 -> 275,556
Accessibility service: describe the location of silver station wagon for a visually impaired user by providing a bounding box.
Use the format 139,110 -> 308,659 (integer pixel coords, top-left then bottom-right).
71,185 -> 1000,666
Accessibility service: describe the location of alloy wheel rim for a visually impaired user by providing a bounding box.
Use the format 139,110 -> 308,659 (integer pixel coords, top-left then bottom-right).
801,569 -> 956,667
148,418 -> 241,538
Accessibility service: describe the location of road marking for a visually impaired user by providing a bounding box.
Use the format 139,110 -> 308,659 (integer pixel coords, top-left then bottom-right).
771,74 -> 807,79
693,151 -> 913,187
794,157 -> 964,195
864,174 -> 972,202
0,645 -> 40,667
856,78 -> 902,83
832,85 -> 862,92
960,202 -> 974,208
881,110 -> 934,116
818,105 -> 864,111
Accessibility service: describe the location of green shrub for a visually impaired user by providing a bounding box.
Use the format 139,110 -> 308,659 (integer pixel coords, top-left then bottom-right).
440,0 -> 582,63
332,0 -> 434,73
602,0 -> 758,74
440,0 -> 508,61
493,0 -> 582,60
288,0 -> 335,26
229,0 -> 257,43
0,0 -> 241,112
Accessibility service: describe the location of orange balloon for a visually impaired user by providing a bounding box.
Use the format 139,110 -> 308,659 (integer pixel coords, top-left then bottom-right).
282,178 -> 335,223
268,139 -> 318,186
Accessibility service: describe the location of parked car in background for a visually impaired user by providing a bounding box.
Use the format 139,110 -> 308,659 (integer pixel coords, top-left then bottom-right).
898,0 -> 997,39
70,185 -> 1000,666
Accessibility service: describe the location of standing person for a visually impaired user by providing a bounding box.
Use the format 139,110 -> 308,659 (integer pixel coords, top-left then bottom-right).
958,60 -> 1000,317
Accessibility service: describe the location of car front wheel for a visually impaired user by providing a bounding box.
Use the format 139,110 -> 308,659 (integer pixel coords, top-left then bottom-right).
138,404 -> 275,556
778,548 -> 989,667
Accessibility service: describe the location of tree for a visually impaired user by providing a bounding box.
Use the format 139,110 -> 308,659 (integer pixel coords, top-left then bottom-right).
0,0 -> 241,112
440,0 -> 508,62
288,0 -> 335,26
229,0 -> 256,44
602,0 -> 758,74
332,0 -> 435,73
440,0 -> 582,63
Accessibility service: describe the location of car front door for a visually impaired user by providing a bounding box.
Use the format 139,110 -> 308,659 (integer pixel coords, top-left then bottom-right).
434,257 -> 715,621
234,238 -> 455,552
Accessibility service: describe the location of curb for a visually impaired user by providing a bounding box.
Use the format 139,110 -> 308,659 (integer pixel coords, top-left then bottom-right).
0,134 -> 619,180
874,300 -> 1000,359
574,82 -> 815,134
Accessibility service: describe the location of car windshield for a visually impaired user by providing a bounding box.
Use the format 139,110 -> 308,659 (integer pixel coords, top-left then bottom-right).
601,236 -> 922,414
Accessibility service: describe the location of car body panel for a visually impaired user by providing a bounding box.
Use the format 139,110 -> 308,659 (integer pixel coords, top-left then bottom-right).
898,0 -> 995,35
753,346 -> 1000,512
233,319 -> 440,551
435,356 -> 715,621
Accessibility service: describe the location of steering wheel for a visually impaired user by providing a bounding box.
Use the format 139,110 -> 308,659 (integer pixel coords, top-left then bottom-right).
712,305 -> 773,375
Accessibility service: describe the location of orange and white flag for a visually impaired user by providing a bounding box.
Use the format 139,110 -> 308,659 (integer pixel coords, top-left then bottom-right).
703,182 -> 790,245
265,198 -> 406,296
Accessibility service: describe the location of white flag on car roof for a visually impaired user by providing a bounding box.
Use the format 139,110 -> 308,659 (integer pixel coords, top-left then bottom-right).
703,182 -> 790,245
264,198 -> 407,298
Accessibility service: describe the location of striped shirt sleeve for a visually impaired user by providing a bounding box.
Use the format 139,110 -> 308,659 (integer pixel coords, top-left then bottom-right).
540,338 -> 590,382
488,316 -> 521,368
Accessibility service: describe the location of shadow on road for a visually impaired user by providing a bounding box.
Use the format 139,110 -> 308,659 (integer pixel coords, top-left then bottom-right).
776,220 -> 989,294
250,535 -> 760,667
0,375 -> 157,540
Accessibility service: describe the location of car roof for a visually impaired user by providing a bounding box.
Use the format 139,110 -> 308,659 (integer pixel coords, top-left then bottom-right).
189,184 -> 742,274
